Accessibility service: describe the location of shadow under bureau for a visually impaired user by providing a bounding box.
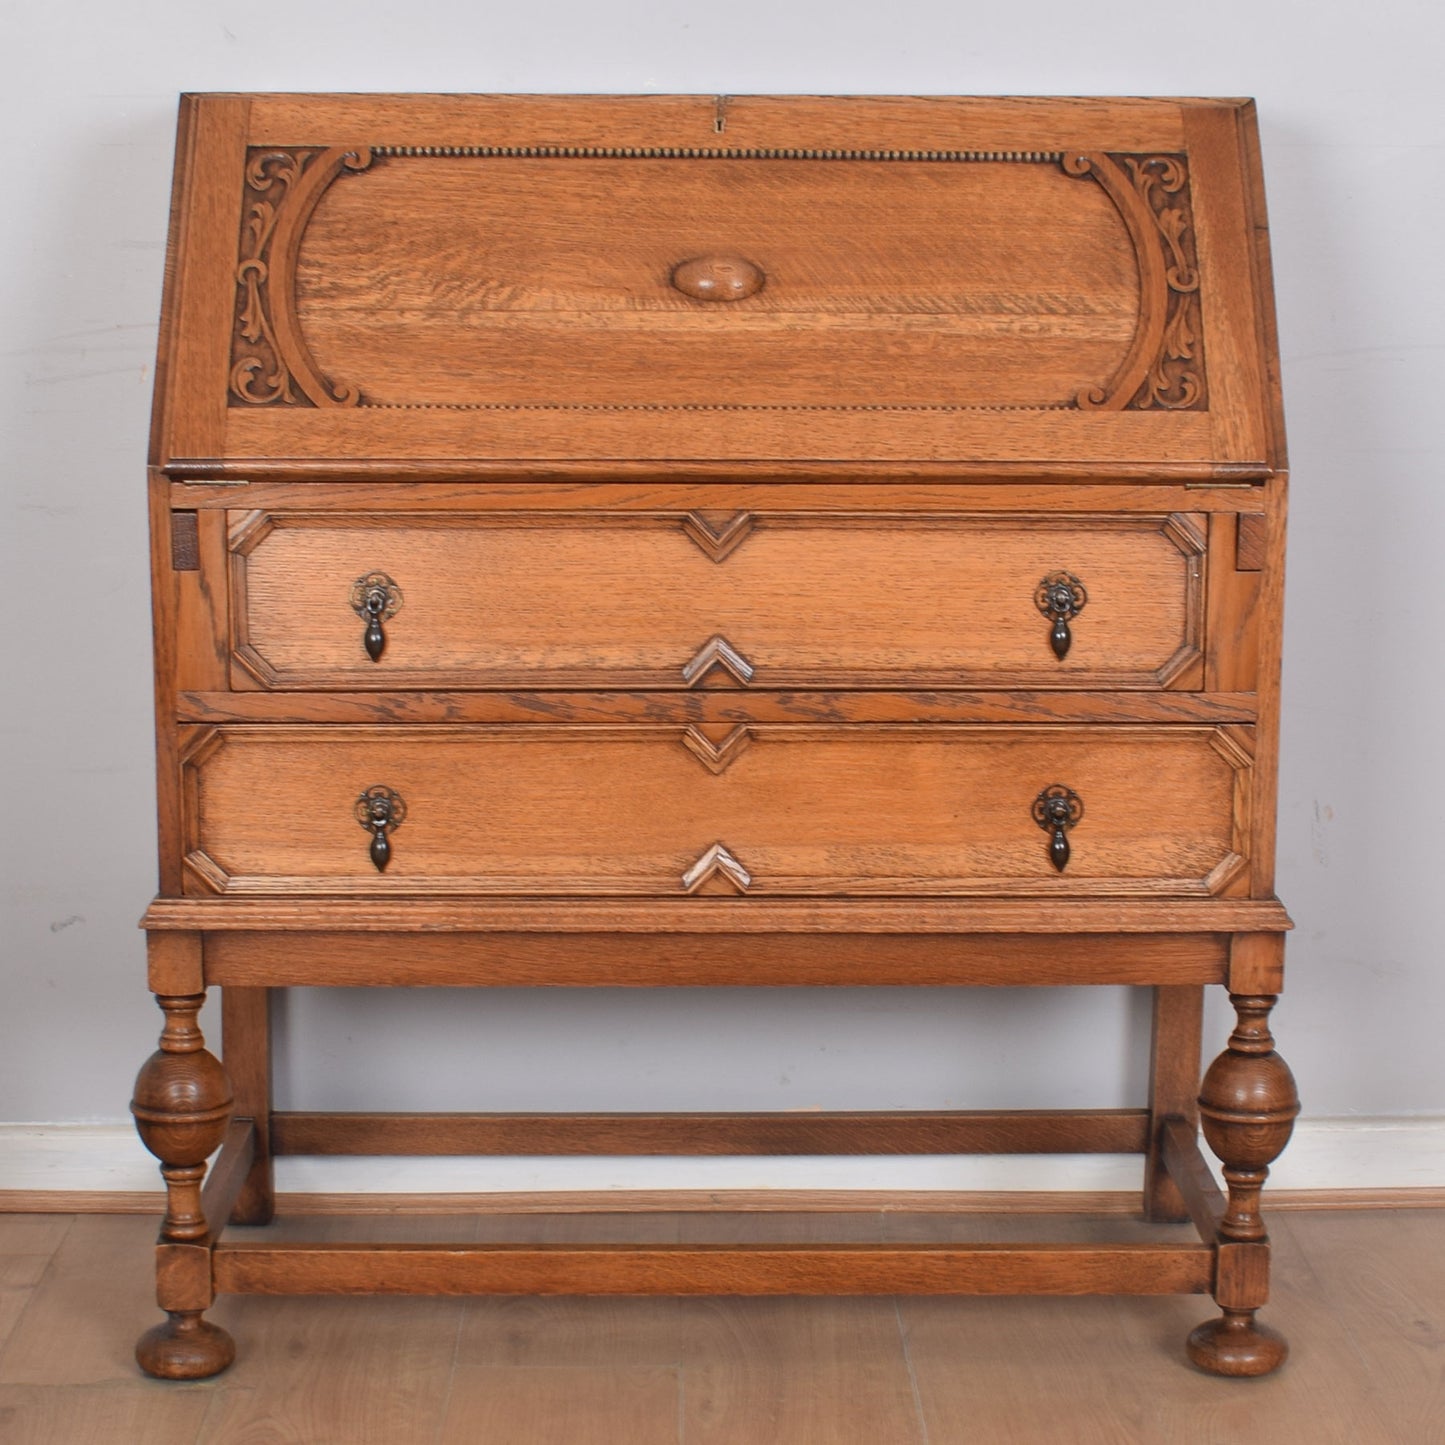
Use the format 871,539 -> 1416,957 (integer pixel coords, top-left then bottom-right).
133,93 -> 1296,1379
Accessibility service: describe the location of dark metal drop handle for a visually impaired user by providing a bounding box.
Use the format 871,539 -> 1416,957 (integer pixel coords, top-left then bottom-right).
1032,785 -> 1083,873
1035,573 -> 1088,661
1050,612 -> 1072,661
1047,817 -> 1071,871
362,588 -> 388,661
369,817 -> 392,871
355,786 -> 406,872
350,571 -> 403,663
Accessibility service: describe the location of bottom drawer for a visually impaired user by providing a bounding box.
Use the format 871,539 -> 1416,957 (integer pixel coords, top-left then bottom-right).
181,724 -> 1252,898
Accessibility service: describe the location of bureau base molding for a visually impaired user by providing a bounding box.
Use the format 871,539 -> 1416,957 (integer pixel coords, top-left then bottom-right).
5,1118 -> 1444,1201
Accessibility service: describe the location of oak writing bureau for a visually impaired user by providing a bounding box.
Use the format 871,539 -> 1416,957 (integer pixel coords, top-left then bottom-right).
134,93 -> 1295,1379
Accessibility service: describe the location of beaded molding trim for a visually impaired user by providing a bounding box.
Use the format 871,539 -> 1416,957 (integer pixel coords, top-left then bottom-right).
371,145 -> 1063,162
365,401 -> 1074,413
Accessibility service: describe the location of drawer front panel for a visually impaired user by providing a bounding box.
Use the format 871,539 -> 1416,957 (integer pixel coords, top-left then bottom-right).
230,512 -> 1205,691
182,725 -> 1250,898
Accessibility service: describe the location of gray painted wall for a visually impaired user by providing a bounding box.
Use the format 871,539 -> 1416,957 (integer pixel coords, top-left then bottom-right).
3,1 -> 1441,1131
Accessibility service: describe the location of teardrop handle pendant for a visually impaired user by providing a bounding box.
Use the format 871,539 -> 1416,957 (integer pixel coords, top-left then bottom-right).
350,572 -> 403,662
1032,785 -> 1083,872
363,593 -> 386,661
355,785 -> 406,872
1035,573 -> 1087,660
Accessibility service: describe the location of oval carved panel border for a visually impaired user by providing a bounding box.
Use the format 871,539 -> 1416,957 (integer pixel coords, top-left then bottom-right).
228,145 -> 1207,414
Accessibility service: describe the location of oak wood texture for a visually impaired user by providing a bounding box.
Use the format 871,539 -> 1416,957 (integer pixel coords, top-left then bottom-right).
152,95 -> 1281,473
143,895 -> 1291,934
137,93 -> 1293,1379
293,152 -> 1138,409
177,723 -> 1252,898
218,988 -> 273,1225
197,929 -> 1232,988
177,688 -> 1259,726
212,1240 -> 1216,1298
171,478 -> 1268,511
268,1109 -> 1152,1158
229,510 -> 1205,692
1144,986 -> 1204,1222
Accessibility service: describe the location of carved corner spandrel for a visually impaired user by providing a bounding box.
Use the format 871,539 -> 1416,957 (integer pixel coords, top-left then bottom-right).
230,146 -> 372,408
1064,152 -> 1208,413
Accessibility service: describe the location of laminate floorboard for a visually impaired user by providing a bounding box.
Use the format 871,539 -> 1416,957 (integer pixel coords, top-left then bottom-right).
438,1365 -> 681,1445
0,1216 -> 161,1386
0,1293 -> 32,1355
0,1384 -> 211,1445
1279,1210 -> 1445,1444
0,1207 -> 1437,1443
195,1293 -> 465,1445
0,1213 -> 71,1359
457,1211 -> 689,1371
675,1296 -> 925,1445
0,1217 -> 73,1256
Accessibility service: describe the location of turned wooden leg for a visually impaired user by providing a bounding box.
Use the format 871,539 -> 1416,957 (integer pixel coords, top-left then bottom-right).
131,993 -> 237,1380
1187,993 -> 1299,1377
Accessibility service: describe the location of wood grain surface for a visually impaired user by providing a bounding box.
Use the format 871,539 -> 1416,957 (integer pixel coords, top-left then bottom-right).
178,723 -> 1250,898
151,95 -> 1280,472
229,510 -> 1204,691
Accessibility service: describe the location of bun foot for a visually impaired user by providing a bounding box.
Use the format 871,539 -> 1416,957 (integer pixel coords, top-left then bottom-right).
1186,1308 -> 1287,1377
136,1310 -> 236,1380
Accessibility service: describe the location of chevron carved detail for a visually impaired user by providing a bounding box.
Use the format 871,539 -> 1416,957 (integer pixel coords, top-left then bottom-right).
681,635 -> 756,688
681,511 -> 756,562
680,725 -> 753,775
681,842 -> 753,895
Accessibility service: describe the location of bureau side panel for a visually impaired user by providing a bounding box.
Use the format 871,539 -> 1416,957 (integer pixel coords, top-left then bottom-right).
150,94 -> 250,468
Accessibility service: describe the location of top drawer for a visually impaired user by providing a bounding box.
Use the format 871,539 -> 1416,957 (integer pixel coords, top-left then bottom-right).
227,509 -> 1205,692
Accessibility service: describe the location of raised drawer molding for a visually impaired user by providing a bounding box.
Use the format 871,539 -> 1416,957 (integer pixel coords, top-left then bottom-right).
180,724 -> 1251,898
228,511 -> 1206,691
137,95 -> 1294,1382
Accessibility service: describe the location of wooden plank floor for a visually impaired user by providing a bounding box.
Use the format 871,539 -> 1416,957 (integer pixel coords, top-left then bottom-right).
0,1208 -> 1439,1443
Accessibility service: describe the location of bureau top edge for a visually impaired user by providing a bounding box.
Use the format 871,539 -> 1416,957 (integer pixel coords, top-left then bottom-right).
151,94 -> 1285,475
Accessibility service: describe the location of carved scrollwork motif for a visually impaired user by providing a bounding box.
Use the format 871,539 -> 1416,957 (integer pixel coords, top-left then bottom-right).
1062,152 -> 1208,412
230,146 -> 373,407
232,150 -> 311,404
1118,155 -> 1207,411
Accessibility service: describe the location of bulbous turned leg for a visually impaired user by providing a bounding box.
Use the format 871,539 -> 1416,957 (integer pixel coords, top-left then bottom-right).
1187,993 -> 1299,1378
131,993 -> 236,1380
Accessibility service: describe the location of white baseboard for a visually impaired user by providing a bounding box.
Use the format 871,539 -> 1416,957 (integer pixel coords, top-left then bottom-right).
2,1117 -> 1443,1198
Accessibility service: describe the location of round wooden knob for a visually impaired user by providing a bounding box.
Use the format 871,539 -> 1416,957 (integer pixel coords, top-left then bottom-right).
670,255 -> 765,302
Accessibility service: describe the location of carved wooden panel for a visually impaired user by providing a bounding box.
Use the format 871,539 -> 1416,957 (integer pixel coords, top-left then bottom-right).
151,96 -> 1284,470
231,145 -> 1206,417
227,510 -> 1206,692
179,723 -> 1250,898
